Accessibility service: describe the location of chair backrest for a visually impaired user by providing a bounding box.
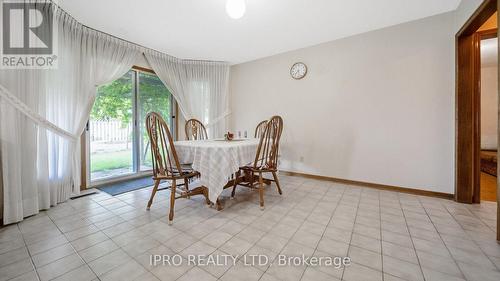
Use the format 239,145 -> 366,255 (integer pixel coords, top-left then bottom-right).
253,116 -> 283,170
146,112 -> 182,178
254,120 -> 268,138
185,119 -> 208,140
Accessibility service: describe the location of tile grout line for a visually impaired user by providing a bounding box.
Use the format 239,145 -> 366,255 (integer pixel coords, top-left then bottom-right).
221,180 -> 305,279
151,196 -> 225,278
397,194 -> 426,281
340,186 -> 363,281
15,222 -> 41,281
464,204 -> 497,234
68,197 -> 134,280
8,182 -> 266,281
141,190 -> 221,281
462,203 -> 499,243
99,186 -> 211,279
104,186 -> 215,280
441,199 -> 500,273
215,188 -> 295,279
4,176 -> 497,281
234,181 -> 317,281
378,189 -> 384,281
290,182 -> 346,281
38,209 -> 95,281
46,193 -> 159,280
351,192 -> 430,280
173,180 -> 303,280
181,201 -> 263,279
416,196 -> 469,280
254,183 -> 314,280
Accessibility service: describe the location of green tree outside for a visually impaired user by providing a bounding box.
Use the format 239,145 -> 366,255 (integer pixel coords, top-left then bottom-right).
90,70 -> 173,176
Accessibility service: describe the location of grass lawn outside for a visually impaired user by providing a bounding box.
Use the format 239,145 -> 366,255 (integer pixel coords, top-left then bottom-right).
91,150 -> 132,172
90,149 -> 153,173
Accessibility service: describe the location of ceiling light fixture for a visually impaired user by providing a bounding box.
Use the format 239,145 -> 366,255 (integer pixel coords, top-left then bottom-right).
226,0 -> 246,19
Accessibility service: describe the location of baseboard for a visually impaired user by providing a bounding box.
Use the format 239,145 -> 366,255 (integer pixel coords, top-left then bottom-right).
70,188 -> 98,199
280,170 -> 454,200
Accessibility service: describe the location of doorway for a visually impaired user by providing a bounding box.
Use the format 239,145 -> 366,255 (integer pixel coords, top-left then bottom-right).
87,67 -> 175,185
455,0 -> 498,241
479,28 -> 498,202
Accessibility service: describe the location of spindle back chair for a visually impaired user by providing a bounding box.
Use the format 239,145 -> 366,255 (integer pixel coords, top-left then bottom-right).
146,112 -> 209,224
231,116 -> 284,209
185,119 -> 208,140
254,120 -> 268,138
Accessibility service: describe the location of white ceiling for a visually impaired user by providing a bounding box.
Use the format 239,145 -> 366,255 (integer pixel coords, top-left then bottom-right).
481,38 -> 498,68
58,0 -> 461,64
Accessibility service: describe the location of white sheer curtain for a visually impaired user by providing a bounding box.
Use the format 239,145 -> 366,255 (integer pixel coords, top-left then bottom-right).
0,4 -> 141,224
144,51 -> 230,138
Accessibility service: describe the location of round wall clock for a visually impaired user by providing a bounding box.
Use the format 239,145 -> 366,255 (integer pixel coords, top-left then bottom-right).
290,62 -> 307,80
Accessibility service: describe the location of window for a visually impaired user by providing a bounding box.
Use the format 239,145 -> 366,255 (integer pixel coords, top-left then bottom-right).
88,69 -> 174,182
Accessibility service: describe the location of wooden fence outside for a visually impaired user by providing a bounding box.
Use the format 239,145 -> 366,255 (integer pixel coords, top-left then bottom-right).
90,119 -> 132,142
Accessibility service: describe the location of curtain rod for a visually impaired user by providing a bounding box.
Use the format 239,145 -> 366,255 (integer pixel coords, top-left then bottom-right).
38,0 -> 228,64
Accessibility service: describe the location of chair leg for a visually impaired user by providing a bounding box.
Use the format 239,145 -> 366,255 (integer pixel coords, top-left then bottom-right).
216,198 -> 223,211
231,171 -> 240,198
147,179 -> 160,210
272,171 -> 282,195
250,171 -> 255,187
258,172 -> 265,210
168,179 -> 176,225
184,178 -> 190,199
203,187 -> 211,205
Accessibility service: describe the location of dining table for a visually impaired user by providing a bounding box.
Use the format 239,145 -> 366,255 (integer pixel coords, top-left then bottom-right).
174,138 -> 260,206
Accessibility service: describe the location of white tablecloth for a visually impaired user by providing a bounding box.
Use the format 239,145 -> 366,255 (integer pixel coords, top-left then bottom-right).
174,139 -> 259,202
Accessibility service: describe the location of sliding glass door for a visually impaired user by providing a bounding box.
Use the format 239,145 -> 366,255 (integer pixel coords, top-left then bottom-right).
89,69 -> 174,183
137,72 -> 174,171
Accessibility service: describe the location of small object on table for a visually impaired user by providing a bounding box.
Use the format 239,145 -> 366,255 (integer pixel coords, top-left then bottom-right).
224,132 -> 234,141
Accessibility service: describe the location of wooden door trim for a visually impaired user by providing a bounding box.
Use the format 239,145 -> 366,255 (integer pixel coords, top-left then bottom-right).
132,65 -> 156,74
474,28 -> 498,203
80,129 -> 87,190
455,0 -> 499,242
477,28 -> 499,39
457,0 -> 497,37
456,33 -> 479,203
456,0 -> 497,204
497,0 -> 500,243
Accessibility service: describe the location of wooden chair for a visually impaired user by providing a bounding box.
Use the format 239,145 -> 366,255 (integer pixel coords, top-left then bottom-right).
254,120 -> 267,138
185,119 -> 208,140
146,112 -> 209,224
231,116 -> 284,209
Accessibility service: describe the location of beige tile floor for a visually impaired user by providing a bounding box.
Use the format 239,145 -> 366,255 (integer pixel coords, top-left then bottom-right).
0,175 -> 499,281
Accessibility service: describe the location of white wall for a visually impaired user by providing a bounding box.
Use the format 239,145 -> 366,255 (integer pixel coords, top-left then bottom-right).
481,66 -> 498,149
454,0 -> 485,31
230,12 -> 457,193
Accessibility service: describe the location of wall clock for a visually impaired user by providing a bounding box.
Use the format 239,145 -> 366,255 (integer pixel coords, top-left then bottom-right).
290,62 -> 307,80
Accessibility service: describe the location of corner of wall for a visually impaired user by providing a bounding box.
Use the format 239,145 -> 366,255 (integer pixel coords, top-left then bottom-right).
454,0 -> 486,32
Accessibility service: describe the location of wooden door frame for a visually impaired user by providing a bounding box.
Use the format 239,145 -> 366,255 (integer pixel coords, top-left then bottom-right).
456,0 -> 497,203
476,28 -> 497,204
455,0 -> 499,241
